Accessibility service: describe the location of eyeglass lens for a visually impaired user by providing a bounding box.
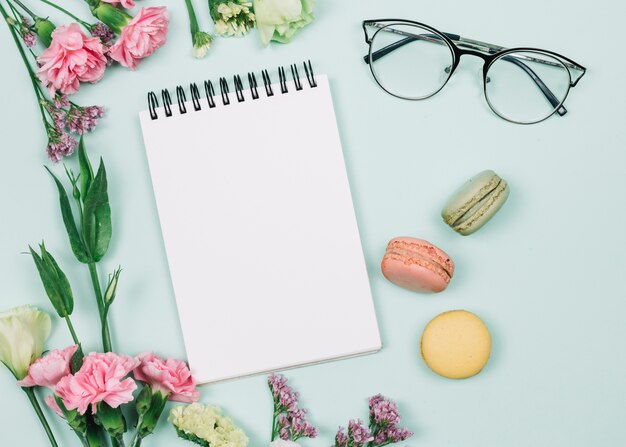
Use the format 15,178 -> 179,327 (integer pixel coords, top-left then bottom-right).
368,23 -> 573,123
369,24 -> 454,100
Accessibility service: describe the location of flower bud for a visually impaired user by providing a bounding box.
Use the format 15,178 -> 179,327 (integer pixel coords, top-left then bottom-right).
192,31 -> 213,58
95,402 -> 127,438
104,268 -> 121,306
92,2 -> 132,34
34,17 -> 56,47
136,388 -> 168,438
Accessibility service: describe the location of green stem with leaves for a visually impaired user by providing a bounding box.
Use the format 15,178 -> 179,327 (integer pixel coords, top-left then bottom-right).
23,387 -> 59,447
88,262 -> 113,352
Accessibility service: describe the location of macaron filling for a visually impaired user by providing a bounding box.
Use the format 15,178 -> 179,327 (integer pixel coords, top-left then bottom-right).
385,240 -> 453,283
449,178 -> 507,230
443,173 -> 503,226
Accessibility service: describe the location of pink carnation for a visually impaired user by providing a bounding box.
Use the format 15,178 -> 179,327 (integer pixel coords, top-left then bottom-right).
101,0 -> 135,9
108,7 -> 169,70
17,345 -> 78,388
45,395 -> 65,418
55,352 -> 139,415
133,352 -> 199,403
37,23 -> 107,95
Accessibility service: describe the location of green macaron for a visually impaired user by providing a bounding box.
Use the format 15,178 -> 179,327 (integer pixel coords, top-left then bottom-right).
441,170 -> 509,235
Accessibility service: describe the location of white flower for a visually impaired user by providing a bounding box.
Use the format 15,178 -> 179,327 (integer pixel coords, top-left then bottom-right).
210,0 -> 255,37
269,441 -> 301,447
214,19 -> 229,35
0,305 -> 51,379
192,31 -> 213,59
254,0 -> 315,46
169,403 -> 249,447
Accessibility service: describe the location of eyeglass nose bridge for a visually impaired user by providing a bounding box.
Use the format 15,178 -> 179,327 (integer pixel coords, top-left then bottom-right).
451,48 -> 493,80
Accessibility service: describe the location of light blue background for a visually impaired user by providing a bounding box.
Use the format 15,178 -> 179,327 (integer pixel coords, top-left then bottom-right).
1,0 -> 625,445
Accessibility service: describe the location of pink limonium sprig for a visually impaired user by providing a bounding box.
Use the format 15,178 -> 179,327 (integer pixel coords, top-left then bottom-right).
268,374 -> 319,442
334,395 -> 413,447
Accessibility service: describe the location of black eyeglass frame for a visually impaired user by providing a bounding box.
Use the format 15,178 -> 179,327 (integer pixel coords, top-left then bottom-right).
362,19 -> 587,124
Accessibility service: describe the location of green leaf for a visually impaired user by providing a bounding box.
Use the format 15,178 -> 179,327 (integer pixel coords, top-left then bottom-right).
29,244 -> 72,317
45,167 -> 91,263
40,243 -> 74,315
82,159 -> 112,262
175,428 -> 211,447
70,344 -> 84,374
78,137 -> 94,201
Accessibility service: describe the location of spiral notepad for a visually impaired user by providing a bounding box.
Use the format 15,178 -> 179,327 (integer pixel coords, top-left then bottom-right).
139,61 -> 381,384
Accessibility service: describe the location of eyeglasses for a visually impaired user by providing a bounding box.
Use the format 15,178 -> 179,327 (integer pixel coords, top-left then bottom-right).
362,19 -> 587,124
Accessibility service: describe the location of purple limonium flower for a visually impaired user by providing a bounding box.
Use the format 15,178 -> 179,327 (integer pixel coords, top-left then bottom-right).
91,22 -> 115,45
19,18 -> 37,47
348,419 -> 374,445
289,408 -> 319,439
46,129 -> 78,163
66,104 -> 105,134
373,426 -> 413,445
53,94 -> 70,109
268,374 -> 299,412
335,427 -> 349,447
268,374 -> 319,442
277,413 -> 291,440
369,394 -> 401,426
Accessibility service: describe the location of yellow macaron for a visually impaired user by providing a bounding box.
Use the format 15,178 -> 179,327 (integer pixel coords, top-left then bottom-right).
420,310 -> 491,379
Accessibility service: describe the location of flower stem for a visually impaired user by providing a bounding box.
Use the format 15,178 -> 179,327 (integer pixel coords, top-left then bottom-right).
11,0 -> 36,20
270,407 -> 278,441
64,315 -> 80,345
129,431 -> 143,447
88,262 -> 113,352
183,0 -> 199,39
39,0 -> 91,29
0,1 -> 51,130
22,387 -> 59,447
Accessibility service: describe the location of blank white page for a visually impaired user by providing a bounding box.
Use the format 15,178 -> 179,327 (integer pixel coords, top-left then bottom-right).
139,74 -> 381,384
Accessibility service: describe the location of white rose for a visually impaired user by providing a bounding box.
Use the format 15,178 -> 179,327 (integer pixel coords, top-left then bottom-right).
253,0 -> 315,46
0,305 -> 51,379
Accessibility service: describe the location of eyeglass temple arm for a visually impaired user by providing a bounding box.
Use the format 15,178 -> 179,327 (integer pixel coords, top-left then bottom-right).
363,34 -> 567,116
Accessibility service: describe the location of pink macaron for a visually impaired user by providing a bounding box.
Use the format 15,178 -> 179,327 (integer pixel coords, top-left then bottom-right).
381,237 -> 455,293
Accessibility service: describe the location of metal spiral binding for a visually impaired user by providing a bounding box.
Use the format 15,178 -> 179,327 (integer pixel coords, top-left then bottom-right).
303,60 -> 317,88
148,92 -> 159,120
176,86 -> 187,114
278,66 -> 288,94
190,83 -> 201,111
233,75 -> 245,103
262,69 -> 274,97
219,77 -> 230,105
161,89 -> 172,117
248,72 -> 259,99
149,61 -> 317,119
291,64 -> 303,91
204,80 -> 215,108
